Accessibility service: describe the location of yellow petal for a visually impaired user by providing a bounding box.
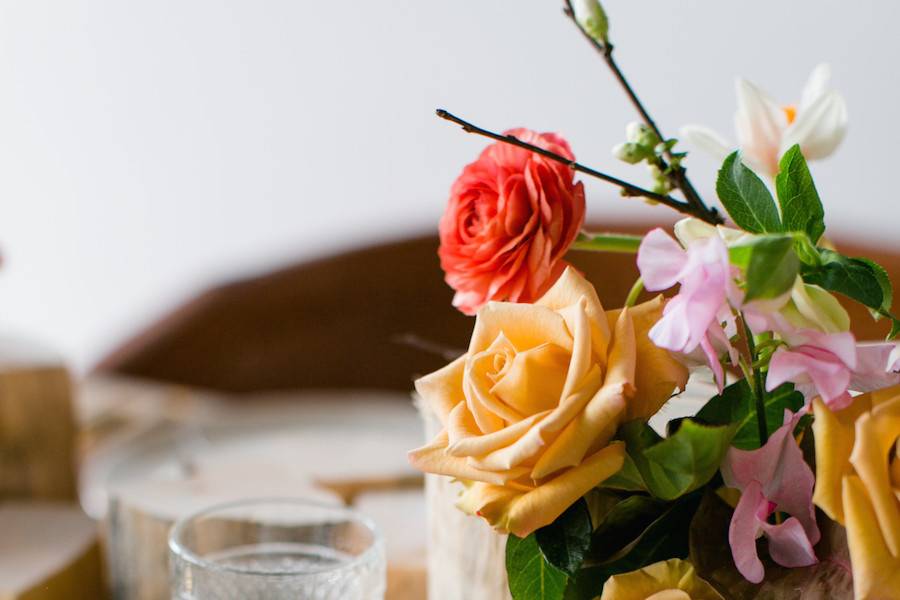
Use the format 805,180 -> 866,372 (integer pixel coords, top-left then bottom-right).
611,296 -> 689,421
599,558 -> 724,600
455,481 -> 522,525
842,475 -> 900,600
530,308 -> 634,479
491,342 -> 570,416
414,355 -> 466,426
812,396 -> 870,523
470,301 -> 573,355
447,403 -> 550,458
503,442 -> 626,538
849,396 -> 900,556
536,266 -> 610,363
407,430 -> 530,485
557,297 -> 597,400
464,334 -> 523,431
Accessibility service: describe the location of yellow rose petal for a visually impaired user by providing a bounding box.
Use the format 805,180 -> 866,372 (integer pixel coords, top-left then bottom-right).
491,342 -> 570,415
842,474 -> 900,600
599,559 -> 723,600
407,430 -> 530,485
611,296 -> 689,421
470,302 -> 573,355
503,442 -> 625,538
414,354 -> 466,425
849,397 -> 900,556
447,404 -> 550,458
812,396 -> 871,523
536,266 -> 611,362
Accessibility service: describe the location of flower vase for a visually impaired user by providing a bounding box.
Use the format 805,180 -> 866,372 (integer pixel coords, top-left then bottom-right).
419,398 -> 512,600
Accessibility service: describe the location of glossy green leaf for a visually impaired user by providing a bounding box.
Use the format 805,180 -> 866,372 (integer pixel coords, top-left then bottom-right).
506,533 -> 568,600
857,257 -> 893,314
695,380 -> 803,450
716,152 -> 782,233
599,453 -> 646,492
535,499 -> 593,577
737,235 -> 800,302
566,493 -> 701,597
586,495 -> 666,563
617,419 -> 736,501
803,249 -> 884,310
775,145 -> 825,242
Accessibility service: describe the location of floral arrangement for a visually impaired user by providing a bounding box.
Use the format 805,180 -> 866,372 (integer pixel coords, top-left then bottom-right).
409,2 -> 899,599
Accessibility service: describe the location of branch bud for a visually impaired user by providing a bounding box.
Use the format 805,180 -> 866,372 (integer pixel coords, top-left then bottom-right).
571,0 -> 610,45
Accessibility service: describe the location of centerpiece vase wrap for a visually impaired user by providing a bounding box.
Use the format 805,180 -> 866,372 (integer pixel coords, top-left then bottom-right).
420,399 -> 512,600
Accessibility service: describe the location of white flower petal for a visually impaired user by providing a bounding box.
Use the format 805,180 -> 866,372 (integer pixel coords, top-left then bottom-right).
680,124 -> 733,160
734,78 -> 787,176
800,63 -> 832,110
781,90 -> 848,160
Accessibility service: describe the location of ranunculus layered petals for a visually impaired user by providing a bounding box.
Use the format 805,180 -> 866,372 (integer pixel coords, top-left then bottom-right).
599,559 -> 724,600
439,128 -> 585,314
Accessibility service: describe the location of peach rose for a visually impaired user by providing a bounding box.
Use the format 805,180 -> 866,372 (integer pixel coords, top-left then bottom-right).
599,559 -> 723,600
812,384 -> 900,599
438,128 -> 585,315
409,268 -> 688,537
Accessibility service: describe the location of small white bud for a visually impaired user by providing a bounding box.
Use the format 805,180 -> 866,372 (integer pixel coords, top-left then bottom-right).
612,142 -> 645,164
571,0 -> 610,44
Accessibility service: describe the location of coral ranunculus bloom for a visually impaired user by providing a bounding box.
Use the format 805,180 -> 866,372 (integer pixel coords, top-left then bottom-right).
438,128 -> 586,315
408,268 -> 688,537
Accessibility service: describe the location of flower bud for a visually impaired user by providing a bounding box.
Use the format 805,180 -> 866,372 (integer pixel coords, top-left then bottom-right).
612,142 -> 646,164
571,0 -> 610,44
625,122 -> 659,148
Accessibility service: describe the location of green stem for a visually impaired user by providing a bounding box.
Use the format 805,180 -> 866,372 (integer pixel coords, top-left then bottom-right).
624,277 -> 644,308
741,314 -> 768,445
571,232 -> 643,253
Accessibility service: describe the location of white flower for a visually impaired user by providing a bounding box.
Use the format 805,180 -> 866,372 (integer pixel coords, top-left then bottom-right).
681,64 -> 848,176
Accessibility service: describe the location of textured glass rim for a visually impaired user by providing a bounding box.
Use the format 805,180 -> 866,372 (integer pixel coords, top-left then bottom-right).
167,496 -> 383,578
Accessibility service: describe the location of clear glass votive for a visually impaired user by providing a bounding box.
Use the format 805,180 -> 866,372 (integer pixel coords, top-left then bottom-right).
168,498 -> 386,600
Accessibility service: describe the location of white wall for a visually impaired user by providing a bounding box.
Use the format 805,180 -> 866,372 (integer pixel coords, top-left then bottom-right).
0,0 -> 895,370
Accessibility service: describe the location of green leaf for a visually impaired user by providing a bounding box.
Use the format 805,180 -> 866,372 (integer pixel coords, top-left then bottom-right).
506,533 -> 568,600
586,496 -> 667,563
617,419 -> 736,501
695,380 -> 804,450
535,499 -> 593,577
599,454 -> 646,492
716,151 -> 782,233
857,257 -> 893,314
890,319 -> 900,340
567,492 -> 702,596
803,249 -> 885,310
736,235 -> 800,302
775,145 -> 826,242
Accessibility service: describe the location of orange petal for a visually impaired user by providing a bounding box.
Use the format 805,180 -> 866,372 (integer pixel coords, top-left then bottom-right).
536,266 -> 611,363
408,430 -> 530,485
811,396 -> 868,523
414,355 -> 466,426
842,474 -> 900,600
504,442 -> 625,538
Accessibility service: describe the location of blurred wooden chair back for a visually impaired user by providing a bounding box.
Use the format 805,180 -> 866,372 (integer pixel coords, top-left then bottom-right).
95,227 -> 900,394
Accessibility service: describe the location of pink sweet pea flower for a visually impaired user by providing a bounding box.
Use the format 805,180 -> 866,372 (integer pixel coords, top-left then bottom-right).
850,341 -> 900,392
722,412 -> 820,583
637,228 -> 738,391
766,329 -> 857,410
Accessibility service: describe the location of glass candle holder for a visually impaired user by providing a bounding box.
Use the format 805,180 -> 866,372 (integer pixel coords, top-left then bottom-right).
168,498 -> 386,600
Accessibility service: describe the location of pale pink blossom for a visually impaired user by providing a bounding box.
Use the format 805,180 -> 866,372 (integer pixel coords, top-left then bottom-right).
722,412 -> 819,583
850,342 -> 900,392
766,329 -> 857,410
637,228 -> 738,391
